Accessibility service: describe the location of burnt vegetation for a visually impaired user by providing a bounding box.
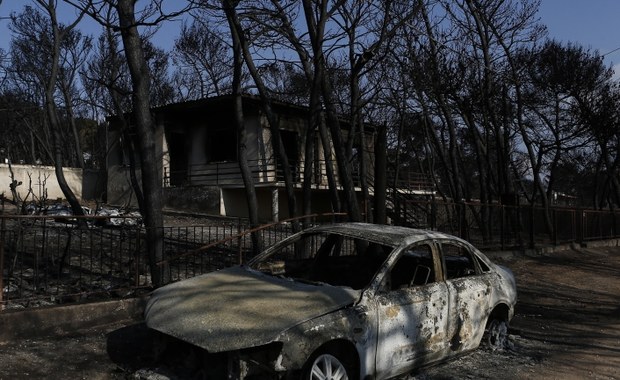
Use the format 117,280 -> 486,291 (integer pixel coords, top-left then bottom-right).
0,0 -> 619,289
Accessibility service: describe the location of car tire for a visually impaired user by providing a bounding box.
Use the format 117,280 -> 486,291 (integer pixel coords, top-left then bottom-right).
305,352 -> 351,380
485,319 -> 509,350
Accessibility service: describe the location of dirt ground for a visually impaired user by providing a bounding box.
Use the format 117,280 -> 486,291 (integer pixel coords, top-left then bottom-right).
0,244 -> 619,379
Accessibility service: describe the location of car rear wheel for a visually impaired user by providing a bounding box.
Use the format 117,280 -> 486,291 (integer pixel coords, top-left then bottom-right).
486,319 -> 509,350
306,353 -> 350,380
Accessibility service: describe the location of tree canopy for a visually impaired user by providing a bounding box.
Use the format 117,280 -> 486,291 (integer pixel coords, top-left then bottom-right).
0,0 -> 619,212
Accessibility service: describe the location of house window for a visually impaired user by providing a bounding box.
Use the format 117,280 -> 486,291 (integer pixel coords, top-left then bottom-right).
207,128 -> 237,162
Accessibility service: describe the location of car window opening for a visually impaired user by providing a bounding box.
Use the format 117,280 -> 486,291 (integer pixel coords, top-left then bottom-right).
251,232 -> 393,290
442,243 -> 478,279
389,244 -> 435,290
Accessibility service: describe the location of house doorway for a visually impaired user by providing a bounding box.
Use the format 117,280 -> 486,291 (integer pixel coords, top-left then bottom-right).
277,130 -> 299,182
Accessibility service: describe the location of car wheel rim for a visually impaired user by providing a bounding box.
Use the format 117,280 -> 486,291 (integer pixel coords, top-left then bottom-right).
310,353 -> 349,380
488,319 -> 508,350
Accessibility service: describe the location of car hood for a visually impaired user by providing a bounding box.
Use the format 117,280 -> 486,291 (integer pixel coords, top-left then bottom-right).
144,266 -> 360,352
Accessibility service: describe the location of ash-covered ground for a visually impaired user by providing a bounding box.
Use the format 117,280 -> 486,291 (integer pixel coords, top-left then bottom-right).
1,244 -> 619,379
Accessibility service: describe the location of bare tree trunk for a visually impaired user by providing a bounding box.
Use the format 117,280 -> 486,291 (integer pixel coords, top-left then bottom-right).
29,130 -> 37,163
374,123 -> 387,224
301,52 -> 326,227
419,4 -> 464,204
57,73 -> 85,169
61,88 -> 85,169
302,0 -> 361,222
320,78 -> 362,221
484,11 -> 555,239
223,0 -> 298,225
225,0 -> 261,254
120,127 -> 145,210
267,0 -> 341,215
116,0 -> 166,287
38,1 -> 85,225
98,24 -> 146,211
318,117 -> 341,213
302,108 -> 317,228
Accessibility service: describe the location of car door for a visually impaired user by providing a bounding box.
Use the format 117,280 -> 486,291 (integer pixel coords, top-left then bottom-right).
373,242 -> 450,379
440,240 -> 494,354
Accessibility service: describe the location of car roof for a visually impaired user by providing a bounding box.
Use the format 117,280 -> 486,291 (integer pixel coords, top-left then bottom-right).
307,222 -> 463,247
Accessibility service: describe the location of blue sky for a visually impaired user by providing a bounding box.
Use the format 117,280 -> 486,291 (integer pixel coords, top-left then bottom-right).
1,1 -> 619,70
0,1 -> 184,52
538,0 -> 620,69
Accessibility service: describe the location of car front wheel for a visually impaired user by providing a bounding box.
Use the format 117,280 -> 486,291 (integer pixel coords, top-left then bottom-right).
306,353 -> 349,380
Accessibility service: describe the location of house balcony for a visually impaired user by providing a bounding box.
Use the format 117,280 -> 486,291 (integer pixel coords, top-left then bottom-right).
163,158 -> 436,195
164,158 -> 329,189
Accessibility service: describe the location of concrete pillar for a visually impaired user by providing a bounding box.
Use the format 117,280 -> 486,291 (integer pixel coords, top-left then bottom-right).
272,188 -> 279,222
219,188 -> 226,216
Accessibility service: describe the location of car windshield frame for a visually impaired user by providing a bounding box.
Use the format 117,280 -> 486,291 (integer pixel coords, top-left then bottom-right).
246,229 -> 397,290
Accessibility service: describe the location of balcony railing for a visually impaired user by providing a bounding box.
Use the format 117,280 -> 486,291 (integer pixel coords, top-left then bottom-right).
165,158 -> 312,187
163,158 -> 436,193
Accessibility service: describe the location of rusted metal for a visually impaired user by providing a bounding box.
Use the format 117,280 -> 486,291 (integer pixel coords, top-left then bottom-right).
155,212 -> 347,266
145,223 -> 518,379
401,199 -> 620,248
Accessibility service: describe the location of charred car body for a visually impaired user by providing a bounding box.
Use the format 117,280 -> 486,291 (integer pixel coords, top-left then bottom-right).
145,223 -> 517,379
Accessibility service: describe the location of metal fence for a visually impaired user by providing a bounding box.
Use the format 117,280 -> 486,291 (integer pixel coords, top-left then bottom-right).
2,202 -> 619,310
0,213 -> 343,310
397,200 -> 620,250
0,216 -> 144,310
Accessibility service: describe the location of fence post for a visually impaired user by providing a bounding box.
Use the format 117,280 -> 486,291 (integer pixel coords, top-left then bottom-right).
430,198 -> 436,230
136,226 -> 142,286
459,202 -> 467,240
572,209 -> 576,243
237,217 -> 243,265
552,209 -> 558,245
579,209 -> 585,243
0,215 -> 4,308
500,205 -> 505,251
134,226 -> 140,287
529,207 -> 535,249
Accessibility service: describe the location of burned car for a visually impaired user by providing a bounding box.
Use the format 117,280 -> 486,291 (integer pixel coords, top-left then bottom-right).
145,223 -> 517,379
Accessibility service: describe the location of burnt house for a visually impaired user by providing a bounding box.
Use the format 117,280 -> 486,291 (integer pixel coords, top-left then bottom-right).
106,95 -> 376,221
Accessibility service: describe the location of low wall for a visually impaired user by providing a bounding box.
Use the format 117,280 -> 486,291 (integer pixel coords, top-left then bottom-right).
106,166 -> 138,207
108,166 -> 222,214
0,298 -> 146,342
164,185 -> 220,215
0,163 -> 83,201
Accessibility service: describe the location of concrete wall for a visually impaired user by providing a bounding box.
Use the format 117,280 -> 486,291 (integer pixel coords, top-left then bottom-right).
82,169 -> 106,201
163,185 -> 220,214
107,164 -> 221,213
221,187 -> 338,221
106,165 -> 139,207
0,163 -> 83,202
221,187 -> 276,221
0,298 -> 146,342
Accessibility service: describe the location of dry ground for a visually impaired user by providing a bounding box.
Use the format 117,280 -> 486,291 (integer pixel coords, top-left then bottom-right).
0,245 -> 619,379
